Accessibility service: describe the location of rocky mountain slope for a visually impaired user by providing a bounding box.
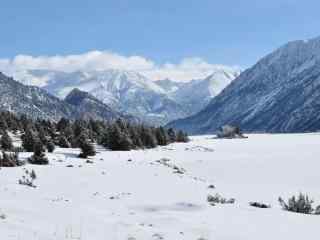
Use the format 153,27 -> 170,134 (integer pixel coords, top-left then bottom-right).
0,72 -> 76,120
167,37 -> 320,134
0,72 -> 134,122
65,88 -> 138,122
169,70 -> 239,115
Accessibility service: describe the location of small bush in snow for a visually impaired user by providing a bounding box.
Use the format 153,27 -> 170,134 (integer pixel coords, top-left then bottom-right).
279,193 -> 316,214
249,202 -> 271,208
315,206 -> 320,215
207,193 -> 235,206
18,169 -> 37,188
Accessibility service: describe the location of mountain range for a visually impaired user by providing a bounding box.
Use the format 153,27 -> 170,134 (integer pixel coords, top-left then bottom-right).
2,36 -> 320,134
167,37 -> 320,134
0,72 -> 133,122
15,68 -> 239,124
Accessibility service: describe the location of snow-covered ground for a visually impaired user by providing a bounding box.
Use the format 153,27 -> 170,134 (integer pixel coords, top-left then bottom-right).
0,133 -> 319,240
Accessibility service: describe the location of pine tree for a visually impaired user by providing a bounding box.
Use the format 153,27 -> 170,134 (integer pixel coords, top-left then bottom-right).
28,141 -> 49,165
22,129 -> 39,152
141,126 -> 157,148
1,131 -> 13,151
0,118 -> 8,131
46,141 -> 55,153
176,130 -> 189,143
78,137 -> 96,158
107,125 -> 132,151
155,127 -> 169,146
167,128 -> 177,143
57,135 -> 71,148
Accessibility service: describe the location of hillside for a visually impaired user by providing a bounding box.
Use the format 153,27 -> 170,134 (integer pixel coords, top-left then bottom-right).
167,37 -> 320,134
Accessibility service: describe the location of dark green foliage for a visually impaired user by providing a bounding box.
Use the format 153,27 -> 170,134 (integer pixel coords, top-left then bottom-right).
0,118 -> 8,131
57,135 -> 71,148
22,129 -> 39,152
155,127 -> 169,146
46,141 -> 55,153
28,141 -> 49,165
78,139 -> 96,158
176,130 -> 189,143
1,131 -> 13,151
279,193 -> 316,214
141,126 -> 157,148
104,125 -> 133,151
0,112 -> 188,155
167,128 -> 177,143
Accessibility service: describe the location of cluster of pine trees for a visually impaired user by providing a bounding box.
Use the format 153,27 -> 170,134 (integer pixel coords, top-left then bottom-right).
0,111 -> 189,166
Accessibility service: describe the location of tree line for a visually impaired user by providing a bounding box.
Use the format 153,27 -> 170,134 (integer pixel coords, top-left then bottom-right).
0,111 -> 189,166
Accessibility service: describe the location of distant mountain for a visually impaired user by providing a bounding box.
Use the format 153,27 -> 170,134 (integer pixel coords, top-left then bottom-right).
155,79 -> 185,93
17,69 -> 190,125
0,72 -> 76,121
170,69 -> 240,115
15,66 -> 239,125
65,88 -> 138,122
167,37 -> 320,134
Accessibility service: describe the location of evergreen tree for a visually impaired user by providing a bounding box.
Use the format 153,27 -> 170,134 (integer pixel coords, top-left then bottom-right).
28,141 -> 49,165
167,128 -> 177,143
129,126 -> 143,149
57,135 -> 71,148
0,118 -> 8,131
46,141 -> 56,153
57,118 -> 70,132
107,125 -> 132,151
1,131 -> 13,151
141,126 -> 157,148
22,129 -> 39,152
155,127 -> 169,146
78,137 -> 96,158
176,130 -> 189,143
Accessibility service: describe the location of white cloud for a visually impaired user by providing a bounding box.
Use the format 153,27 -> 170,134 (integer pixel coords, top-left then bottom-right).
0,51 -> 239,82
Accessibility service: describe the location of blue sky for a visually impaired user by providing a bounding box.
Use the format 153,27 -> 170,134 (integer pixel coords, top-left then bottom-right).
1,0 -> 320,80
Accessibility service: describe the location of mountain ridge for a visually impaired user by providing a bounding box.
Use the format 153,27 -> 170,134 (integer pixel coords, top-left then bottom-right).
167,36 -> 320,134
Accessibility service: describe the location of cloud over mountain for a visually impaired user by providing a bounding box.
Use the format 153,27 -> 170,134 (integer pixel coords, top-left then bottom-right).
0,51 -> 239,83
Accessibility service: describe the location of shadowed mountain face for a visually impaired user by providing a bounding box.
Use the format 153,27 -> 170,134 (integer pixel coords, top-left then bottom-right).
0,72 -> 76,121
167,37 -> 320,134
65,88 -> 139,123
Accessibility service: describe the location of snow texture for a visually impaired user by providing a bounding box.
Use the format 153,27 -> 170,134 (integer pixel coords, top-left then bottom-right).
0,133 -> 319,239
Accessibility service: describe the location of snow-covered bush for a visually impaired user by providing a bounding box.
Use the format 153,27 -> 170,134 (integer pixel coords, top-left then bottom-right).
18,169 -> 37,188
207,193 -> 235,206
216,125 -> 247,139
279,193 -> 316,214
249,202 -> 271,208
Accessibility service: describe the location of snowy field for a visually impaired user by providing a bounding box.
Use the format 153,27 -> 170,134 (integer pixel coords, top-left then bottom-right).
0,133 -> 319,240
